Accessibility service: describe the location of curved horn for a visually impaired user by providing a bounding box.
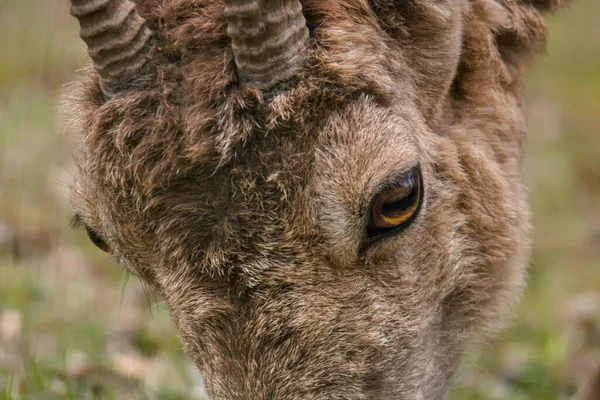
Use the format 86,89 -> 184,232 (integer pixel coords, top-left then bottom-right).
224,0 -> 309,90
70,0 -> 155,96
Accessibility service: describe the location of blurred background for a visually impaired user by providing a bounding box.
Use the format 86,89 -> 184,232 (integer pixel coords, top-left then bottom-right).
0,0 -> 598,399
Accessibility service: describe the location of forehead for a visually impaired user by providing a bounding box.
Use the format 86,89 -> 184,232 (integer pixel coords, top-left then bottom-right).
73,96 -> 422,259
84,96 -> 418,202
210,98 -> 422,218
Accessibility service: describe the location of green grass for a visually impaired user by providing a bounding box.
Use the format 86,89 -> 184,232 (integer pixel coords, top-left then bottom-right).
1,0 -> 599,398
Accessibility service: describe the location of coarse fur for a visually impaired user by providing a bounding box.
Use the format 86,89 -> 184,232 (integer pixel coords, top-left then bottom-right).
66,0 -> 570,398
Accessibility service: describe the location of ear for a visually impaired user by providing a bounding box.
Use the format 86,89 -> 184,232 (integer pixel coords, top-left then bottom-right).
488,0 -> 571,66
530,0 -> 572,12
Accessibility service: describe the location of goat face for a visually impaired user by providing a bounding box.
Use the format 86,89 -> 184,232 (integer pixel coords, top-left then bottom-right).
67,0 -> 568,398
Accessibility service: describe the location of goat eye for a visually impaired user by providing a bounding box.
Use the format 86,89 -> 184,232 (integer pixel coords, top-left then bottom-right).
85,225 -> 111,253
367,167 -> 422,239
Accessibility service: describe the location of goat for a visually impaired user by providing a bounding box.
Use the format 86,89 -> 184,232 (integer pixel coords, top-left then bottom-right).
66,0 -> 571,398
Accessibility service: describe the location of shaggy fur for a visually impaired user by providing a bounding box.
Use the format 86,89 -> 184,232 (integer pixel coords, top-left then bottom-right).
67,0 -> 569,398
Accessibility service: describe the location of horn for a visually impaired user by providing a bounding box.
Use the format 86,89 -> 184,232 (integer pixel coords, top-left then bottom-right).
70,0 -> 156,96
224,0 -> 309,90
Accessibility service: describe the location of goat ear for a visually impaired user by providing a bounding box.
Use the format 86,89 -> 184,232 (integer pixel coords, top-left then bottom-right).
488,0 -> 570,66
530,0 -> 572,12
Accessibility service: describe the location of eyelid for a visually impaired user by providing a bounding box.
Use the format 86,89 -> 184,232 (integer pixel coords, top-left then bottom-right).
70,213 -> 112,254
368,166 -> 420,209
85,225 -> 112,253
379,186 -> 412,203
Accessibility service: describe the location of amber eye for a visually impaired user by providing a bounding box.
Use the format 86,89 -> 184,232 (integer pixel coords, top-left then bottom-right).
85,225 -> 112,254
367,167 -> 422,239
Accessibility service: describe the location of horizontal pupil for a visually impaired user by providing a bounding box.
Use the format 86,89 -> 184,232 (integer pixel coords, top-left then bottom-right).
381,198 -> 412,217
382,203 -> 407,216
380,188 -> 417,217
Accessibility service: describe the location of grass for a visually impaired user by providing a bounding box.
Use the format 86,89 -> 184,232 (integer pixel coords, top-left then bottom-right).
0,0 -> 599,398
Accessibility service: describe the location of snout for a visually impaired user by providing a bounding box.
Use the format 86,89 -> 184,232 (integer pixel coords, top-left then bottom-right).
164,276 -> 459,400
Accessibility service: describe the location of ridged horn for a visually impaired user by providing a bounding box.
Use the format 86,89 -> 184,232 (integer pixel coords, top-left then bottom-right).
224,0 -> 309,90
70,0 -> 156,96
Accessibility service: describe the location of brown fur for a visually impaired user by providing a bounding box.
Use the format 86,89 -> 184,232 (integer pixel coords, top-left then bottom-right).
67,0 -> 570,398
